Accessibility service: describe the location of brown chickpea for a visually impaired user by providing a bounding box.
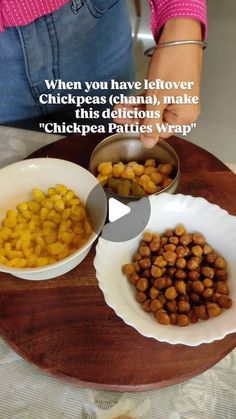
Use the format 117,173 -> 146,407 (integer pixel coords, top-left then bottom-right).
139,240 -> 147,247
175,224 -> 186,236
189,293 -> 201,304
149,239 -> 161,252
191,280 -> 204,294
149,286 -> 160,299
150,299 -> 163,312
153,277 -> 166,290
215,269 -> 227,281
176,245 -> 187,258
207,303 -> 222,317
158,294 -> 167,305
178,300 -> 191,313
169,236 -> 179,245
129,273 -> 140,285
154,256 -> 167,268
155,310 -> 171,325
159,163 -> 173,176
187,257 -> 201,271
162,267 -> 167,276
193,233 -> 206,246
203,288 -> 214,300
166,300 -> 178,312
139,257 -> 151,270
122,263 -> 135,276
160,237 -> 168,246
167,267 -> 176,278
165,286 -> 177,300
143,269 -> 151,278
177,314 -> 190,326
139,246 -> 151,257
179,233 -> 192,246
195,305 -> 209,320
175,280 -> 186,295
175,269 -> 187,280
151,265 -> 163,278
136,291 -> 147,303
178,295 -> 189,302
203,278 -> 214,288
214,256 -> 226,269
188,309 -> 198,324
136,277 -> 149,291
142,232 -> 153,242
170,313 -> 178,325
191,245 -> 203,258
215,281 -> 229,295
132,261 -> 141,273
211,293 -> 221,303
202,244 -> 213,255
142,299 -> 152,312
218,295 -> 232,309
187,270 -> 200,281
152,233 -> 161,241
127,226 -> 231,328
163,251 -> 177,265
164,243 -> 176,252
165,277 -> 173,287
132,253 -> 142,262
206,252 -> 217,264
201,266 -> 215,279
176,257 -> 187,269
164,229 -> 174,238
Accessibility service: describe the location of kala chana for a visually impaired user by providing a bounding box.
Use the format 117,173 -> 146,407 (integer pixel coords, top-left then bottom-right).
122,225 -> 232,326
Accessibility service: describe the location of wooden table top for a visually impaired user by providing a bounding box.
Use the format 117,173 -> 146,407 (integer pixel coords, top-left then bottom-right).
0,134 -> 235,392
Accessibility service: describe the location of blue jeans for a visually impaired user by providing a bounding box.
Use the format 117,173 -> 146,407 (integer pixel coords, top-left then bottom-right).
0,0 -> 134,125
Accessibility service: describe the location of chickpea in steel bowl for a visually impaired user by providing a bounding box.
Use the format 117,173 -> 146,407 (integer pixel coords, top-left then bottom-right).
89,133 -> 180,201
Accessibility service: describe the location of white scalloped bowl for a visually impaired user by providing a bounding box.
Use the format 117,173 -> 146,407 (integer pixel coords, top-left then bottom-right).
0,158 -> 107,280
94,193 -> 236,346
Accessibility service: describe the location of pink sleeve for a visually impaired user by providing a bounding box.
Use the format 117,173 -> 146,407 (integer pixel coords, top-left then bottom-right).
148,0 -> 207,41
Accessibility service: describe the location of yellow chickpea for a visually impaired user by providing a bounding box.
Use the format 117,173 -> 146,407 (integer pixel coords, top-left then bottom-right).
133,164 -> 144,177
97,161 -> 113,176
121,167 -> 135,180
0,184 -> 91,269
150,172 -> 163,185
144,167 -> 156,176
112,162 -> 124,178
143,180 -> 156,195
145,159 -> 156,167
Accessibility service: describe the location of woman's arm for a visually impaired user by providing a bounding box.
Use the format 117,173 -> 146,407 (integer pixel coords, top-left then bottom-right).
141,17 -> 204,147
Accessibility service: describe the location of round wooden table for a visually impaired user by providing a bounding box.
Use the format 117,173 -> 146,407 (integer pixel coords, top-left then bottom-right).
0,135 -> 235,392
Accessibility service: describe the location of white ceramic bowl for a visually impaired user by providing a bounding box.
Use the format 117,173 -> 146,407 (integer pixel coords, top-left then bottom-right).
94,193 -> 236,346
0,158 -> 107,280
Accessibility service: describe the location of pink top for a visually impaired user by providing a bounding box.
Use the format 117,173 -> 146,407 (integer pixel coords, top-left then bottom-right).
0,0 -> 207,38
148,0 -> 207,40
0,0 -> 69,31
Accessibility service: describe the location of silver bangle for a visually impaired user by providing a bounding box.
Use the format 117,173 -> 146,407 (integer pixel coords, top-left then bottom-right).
144,40 -> 207,57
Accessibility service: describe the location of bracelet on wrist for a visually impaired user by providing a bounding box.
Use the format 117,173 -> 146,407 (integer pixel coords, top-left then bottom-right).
144,40 -> 207,57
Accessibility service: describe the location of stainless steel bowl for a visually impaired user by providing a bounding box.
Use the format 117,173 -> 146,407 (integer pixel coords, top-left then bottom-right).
89,133 -> 180,201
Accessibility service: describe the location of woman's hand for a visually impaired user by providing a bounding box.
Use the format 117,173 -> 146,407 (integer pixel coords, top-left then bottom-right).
114,18 -> 203,148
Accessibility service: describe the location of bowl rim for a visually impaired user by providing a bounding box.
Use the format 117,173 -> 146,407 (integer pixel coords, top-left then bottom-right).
89,133 -> 180,199
0,157 -> 106,274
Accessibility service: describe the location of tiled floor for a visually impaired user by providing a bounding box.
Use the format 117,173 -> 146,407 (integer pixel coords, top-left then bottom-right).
127,0 -> 236,164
